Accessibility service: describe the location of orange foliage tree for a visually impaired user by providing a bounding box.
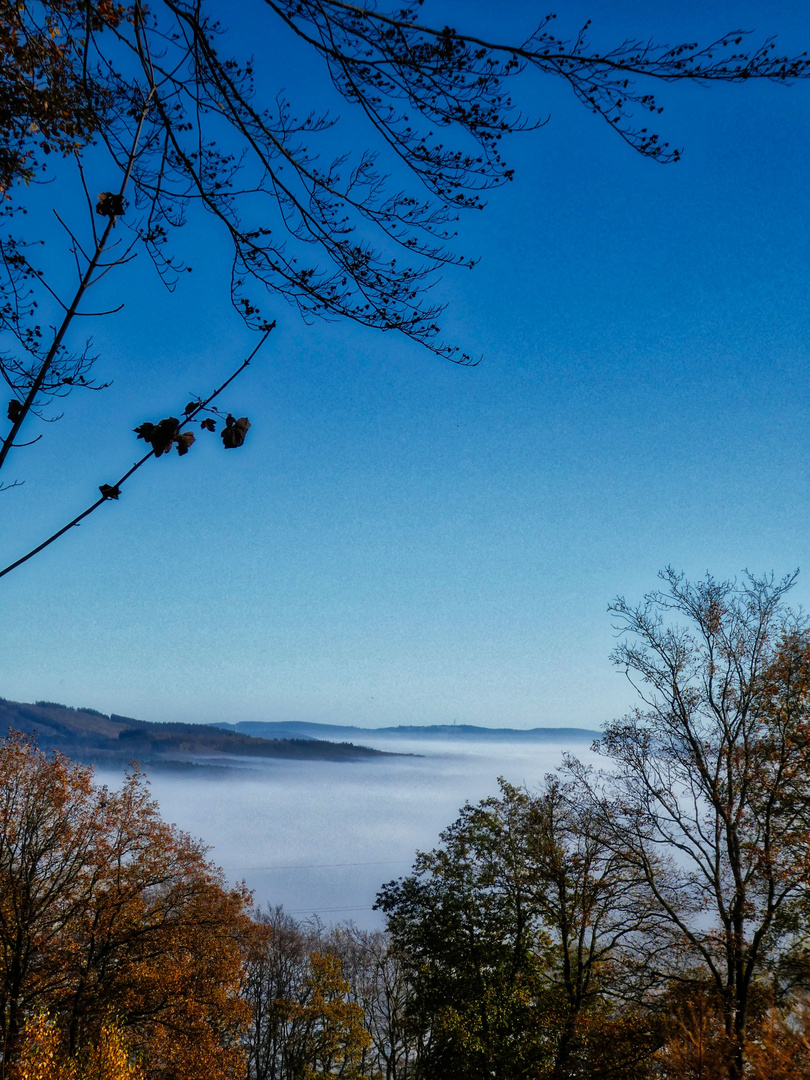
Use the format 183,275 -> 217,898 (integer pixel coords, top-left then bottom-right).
0,732 -> 256,1079
244,930 -> 373,1080
291,953 -> 372,1080
657,993 -> 810,1080
11,1014 -> 144,1080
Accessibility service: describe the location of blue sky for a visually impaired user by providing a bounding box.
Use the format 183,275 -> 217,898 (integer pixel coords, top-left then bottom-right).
2,0 -> 810,729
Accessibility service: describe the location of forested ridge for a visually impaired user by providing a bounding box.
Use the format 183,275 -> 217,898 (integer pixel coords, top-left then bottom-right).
0,698 -> 396,765
4,573 -> 810,1079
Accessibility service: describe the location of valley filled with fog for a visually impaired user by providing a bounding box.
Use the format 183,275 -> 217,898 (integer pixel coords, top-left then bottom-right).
96,731 -> 600,926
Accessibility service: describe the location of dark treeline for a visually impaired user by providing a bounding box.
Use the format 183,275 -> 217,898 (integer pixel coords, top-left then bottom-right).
0,698 -> 394,766
5,571 -> 810,1080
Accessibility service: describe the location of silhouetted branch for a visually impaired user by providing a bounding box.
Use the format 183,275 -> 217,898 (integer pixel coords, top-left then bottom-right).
0,327 -> 272,579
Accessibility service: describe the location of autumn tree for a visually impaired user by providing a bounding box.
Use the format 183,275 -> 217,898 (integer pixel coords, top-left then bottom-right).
288,953 -> 372,1080
243,908 -> 312,1080
656,990 -> 810,1079
577,569 -> 810,1080
11,1014 -> 145,1080
522,777 -> 661,1078
657,992 -> 734,1080
0,732 -> 255,1080
2,2 -> 809,574
376,779 -> 658,1080
321,924 -> 418,1080
744,1000 -> 810,1080
243,911 -> 374,1080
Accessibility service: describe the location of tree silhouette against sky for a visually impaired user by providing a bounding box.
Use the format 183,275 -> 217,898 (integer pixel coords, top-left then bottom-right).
1,0 -> 808,576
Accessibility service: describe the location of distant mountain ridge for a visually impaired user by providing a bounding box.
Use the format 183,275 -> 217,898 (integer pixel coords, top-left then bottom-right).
213,720 -> 601,742
0,698 -> 398,768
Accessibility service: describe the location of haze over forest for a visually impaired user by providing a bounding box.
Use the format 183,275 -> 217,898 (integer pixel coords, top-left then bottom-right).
0,695 -> 599,922
94,723 -> 600,925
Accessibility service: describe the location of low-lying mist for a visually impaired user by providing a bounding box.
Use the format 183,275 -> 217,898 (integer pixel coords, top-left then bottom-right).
96,732 -> 600,927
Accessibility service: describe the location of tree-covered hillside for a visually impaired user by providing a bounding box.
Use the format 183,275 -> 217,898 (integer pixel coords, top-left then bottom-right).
0,698 -> 394,766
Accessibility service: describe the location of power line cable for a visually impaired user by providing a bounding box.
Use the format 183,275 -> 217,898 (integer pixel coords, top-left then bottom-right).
221,859 -> 407,872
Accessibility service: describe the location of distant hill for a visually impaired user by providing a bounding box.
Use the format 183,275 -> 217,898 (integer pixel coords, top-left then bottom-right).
213,720 -> 601,742
0,699 -> 398,768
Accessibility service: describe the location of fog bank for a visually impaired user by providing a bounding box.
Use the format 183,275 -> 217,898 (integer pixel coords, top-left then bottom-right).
96,732 -> 600,927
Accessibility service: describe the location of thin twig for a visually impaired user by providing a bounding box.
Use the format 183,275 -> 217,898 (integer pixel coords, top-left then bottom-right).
53,211 -> 93,265
6,435 -> 42,448
72,305 -> 125,317
0,327 -> 273,580
75,155 -> 100,248
0,91 -> 156,473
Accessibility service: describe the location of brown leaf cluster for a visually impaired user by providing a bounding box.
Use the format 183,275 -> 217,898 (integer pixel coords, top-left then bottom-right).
95,192 -> 125,223
221,415 -> 250,449
133,412 -> 250,459
0,2 -> 130,192
133,418 -> 183,456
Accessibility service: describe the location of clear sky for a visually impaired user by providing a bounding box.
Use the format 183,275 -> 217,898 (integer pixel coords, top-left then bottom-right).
2,0 -> 809,730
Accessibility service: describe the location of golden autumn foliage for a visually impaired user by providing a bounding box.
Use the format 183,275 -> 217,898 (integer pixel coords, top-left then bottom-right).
295,953 -> 372,1080
12,1014 -> 143,1080
657,994 -> 810,1080
0,733 -> 256,1080
744,1004 -> 810,1080
249,947 -> 373,1080
658,994 -> 734,1080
